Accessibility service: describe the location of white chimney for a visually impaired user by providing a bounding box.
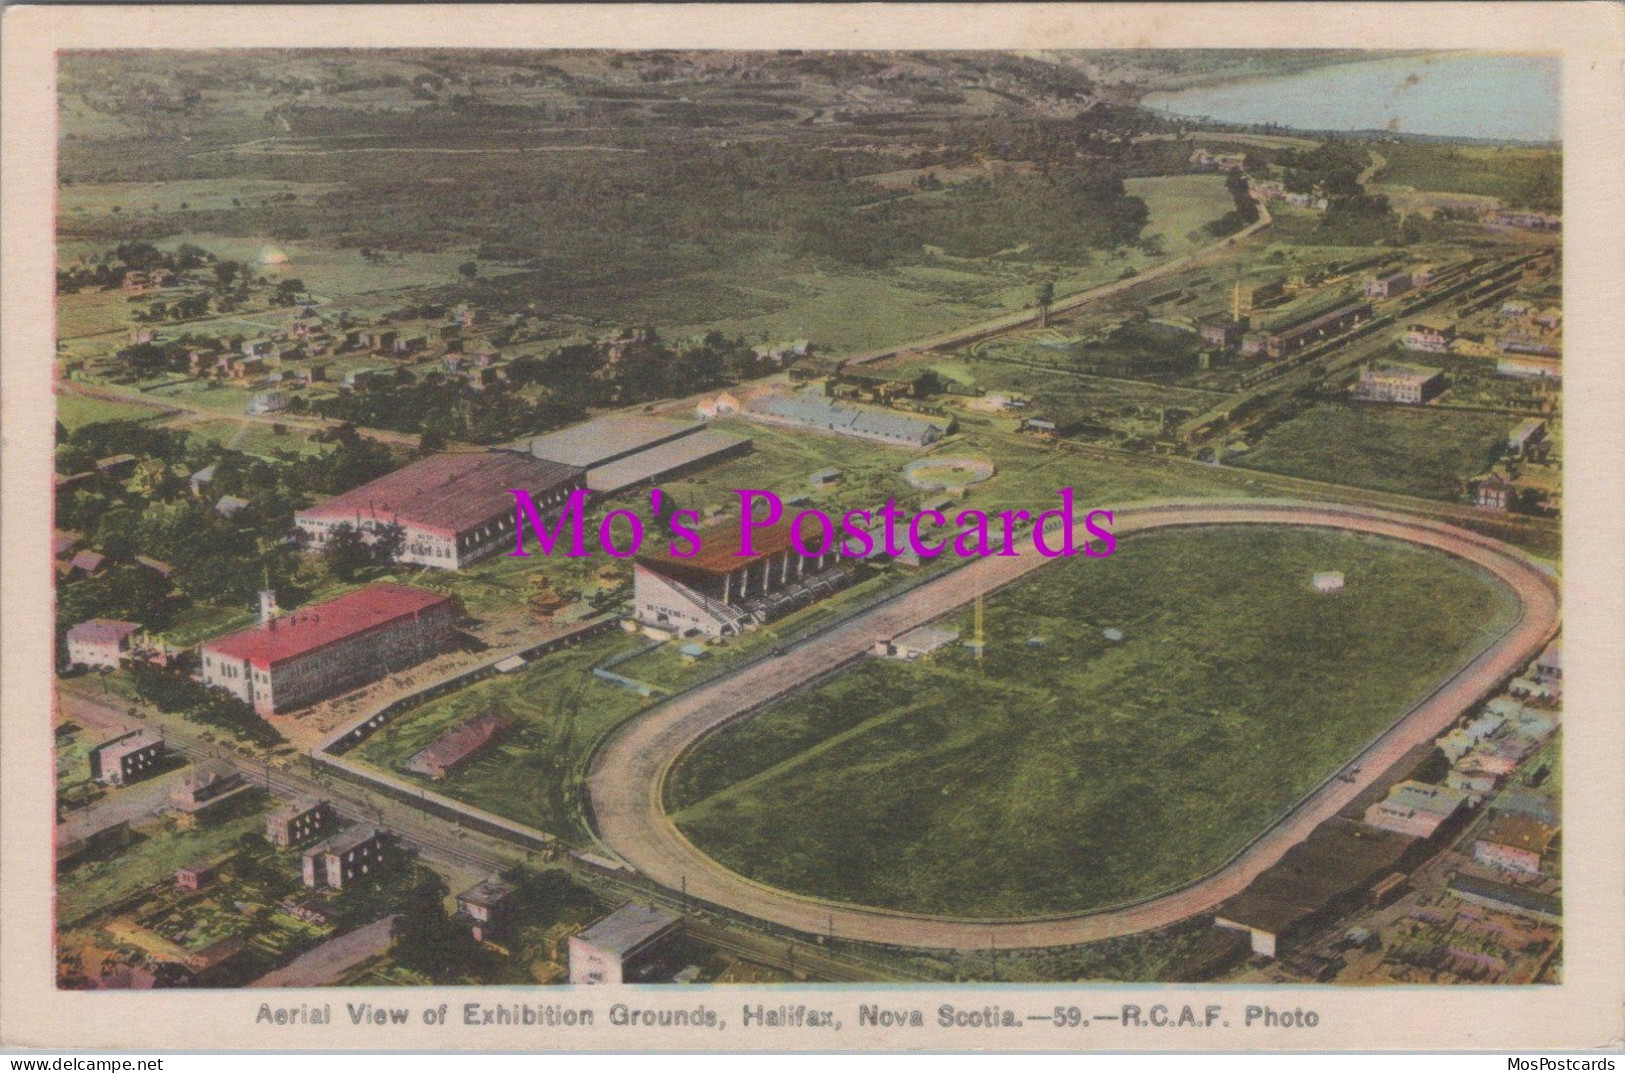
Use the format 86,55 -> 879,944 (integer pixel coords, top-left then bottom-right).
258,590 -> 279,625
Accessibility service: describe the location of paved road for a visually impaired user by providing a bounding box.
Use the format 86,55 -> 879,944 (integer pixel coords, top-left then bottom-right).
587,499 -> 1561,951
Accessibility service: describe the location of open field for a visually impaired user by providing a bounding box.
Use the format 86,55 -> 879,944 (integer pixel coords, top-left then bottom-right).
669,525 -> 1518,918
55,392 -> 170,431
57,807 -> 269,926
1232,403 -> 1510,501
353,630 -> 650,842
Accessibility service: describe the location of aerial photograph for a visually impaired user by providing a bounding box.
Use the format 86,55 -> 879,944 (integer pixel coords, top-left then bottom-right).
52,48 -> 1562,990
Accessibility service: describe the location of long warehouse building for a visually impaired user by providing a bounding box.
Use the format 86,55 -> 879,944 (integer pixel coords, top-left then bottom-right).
295,451 -> 585,570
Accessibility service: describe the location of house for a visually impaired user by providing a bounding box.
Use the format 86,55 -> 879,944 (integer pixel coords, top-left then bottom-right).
301,826 -> 392,890
1471,474 -> 1514,513
1403,324 -> 1455,353
176,862 -> 219,892
266,799 -> 337,848
1198,315 -> 1248,351
241,339 -> 275,359
809,467 -> 842,488
89,730 -> 165,787
455,878 -> 517,943
567,904 -> 680,985
66,619 -> 142,670
1352,364 -> 1443,405
68,550 -> 108,577
201,583 -> 461,716
134,555 -> 176,581
171,761 -> 252,824
189,464 -> 217,497
1473,815 -> 1559,875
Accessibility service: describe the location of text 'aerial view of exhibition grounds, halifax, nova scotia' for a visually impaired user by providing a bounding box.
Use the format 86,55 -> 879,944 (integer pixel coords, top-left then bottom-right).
50,48 -> 1563,995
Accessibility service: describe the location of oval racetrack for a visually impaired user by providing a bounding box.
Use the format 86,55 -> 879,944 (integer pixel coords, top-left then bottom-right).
586,499 -> 1561,951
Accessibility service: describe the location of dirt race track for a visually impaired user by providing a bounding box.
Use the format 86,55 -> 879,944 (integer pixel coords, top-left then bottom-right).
586,499 -> 1561,951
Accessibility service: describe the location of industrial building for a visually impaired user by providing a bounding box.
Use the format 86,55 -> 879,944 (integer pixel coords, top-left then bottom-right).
567,904 -> 680,985
1352,364 -> 1444,405
633,519 -> 854,638
1473,815 -> 1559,876
522,415 -> 752,495
1264,301 -> 1373,359
745,391 -> 950,448
1364,271 -> 1413,299
200,583 -> 461,716
295,451 -> 585,570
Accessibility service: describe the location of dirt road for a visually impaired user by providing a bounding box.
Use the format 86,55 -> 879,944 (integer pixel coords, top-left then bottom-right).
586,499 -> 1560,950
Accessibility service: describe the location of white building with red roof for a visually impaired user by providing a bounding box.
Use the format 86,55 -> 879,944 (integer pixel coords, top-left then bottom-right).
294,451 -> 584,570
199,583 -> 460,716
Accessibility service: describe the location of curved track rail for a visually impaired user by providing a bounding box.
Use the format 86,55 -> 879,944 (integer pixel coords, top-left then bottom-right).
587,499 -> 1560,950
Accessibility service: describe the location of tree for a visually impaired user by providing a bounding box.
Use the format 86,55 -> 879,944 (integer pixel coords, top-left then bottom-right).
1036,279 -> 1055,327
458,261 -> 478,280
322,523 -> 372,581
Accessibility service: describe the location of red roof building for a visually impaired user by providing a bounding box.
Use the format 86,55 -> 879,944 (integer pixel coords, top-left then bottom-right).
404,712 -> 512,780
200,583 -> 460,716
295,451 -> 584,570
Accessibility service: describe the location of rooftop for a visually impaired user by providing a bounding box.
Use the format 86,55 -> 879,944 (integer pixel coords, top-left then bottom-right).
405,712 -> 511,776
637,518 -> 802,576
1479,814 -> 1559,855
298,451 -> 581,538
457,878 -> 516,909
524,416 -> 702,470
584,428 -> 750,494
67,618 -> 141,645
202,583 -> 455,670
575,904 -> 678,956
307,824 -> 382,858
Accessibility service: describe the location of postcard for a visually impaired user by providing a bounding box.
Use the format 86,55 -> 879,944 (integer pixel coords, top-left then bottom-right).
3,2 -> 1622,1054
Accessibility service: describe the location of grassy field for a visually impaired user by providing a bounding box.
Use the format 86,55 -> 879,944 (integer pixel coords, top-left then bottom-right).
354,631 -> 651,842
57,806 -> 269,926
671,175 -> 1235,357
1232,403 -> 1510,501
668,526 -> 1518,918
56,392 -> 170,431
